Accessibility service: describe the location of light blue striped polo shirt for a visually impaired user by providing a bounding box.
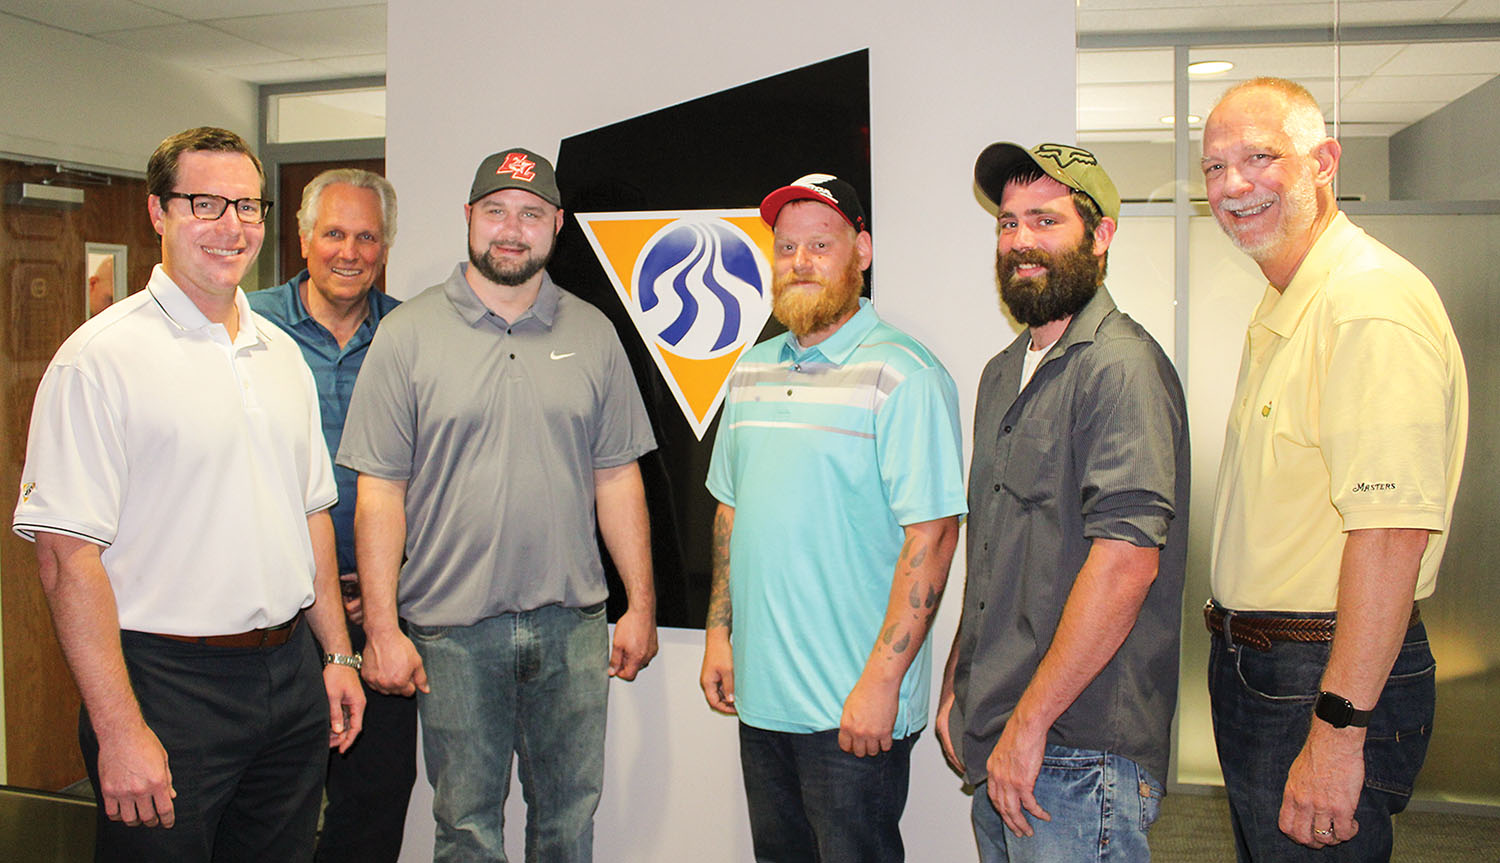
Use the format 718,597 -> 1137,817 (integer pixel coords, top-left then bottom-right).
706,299 -> 967,735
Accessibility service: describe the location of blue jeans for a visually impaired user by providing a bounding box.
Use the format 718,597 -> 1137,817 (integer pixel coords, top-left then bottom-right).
1208,611 -> 1435,862
738,723 -> 914,863
410,603 -> 608,863
970,745 -> 1162,862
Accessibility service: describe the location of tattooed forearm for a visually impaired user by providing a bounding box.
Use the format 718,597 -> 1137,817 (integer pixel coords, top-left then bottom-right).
705,504 -> 734,631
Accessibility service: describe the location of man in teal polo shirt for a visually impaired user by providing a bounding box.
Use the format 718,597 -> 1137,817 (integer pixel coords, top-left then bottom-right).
700,173 -> 966,862
249,168 -> 415,863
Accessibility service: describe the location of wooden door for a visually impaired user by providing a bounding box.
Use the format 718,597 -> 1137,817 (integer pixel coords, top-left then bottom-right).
0,159 -> 159,790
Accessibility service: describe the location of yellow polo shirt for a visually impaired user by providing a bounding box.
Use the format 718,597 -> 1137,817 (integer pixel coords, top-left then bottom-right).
1210,212 -> 1468,612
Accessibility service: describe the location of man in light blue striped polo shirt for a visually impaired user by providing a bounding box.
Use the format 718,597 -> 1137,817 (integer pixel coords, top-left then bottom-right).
699,173 -> 967,863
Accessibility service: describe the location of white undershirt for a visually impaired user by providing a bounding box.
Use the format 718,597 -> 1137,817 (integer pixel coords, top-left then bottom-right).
1019,335 -> 1054,392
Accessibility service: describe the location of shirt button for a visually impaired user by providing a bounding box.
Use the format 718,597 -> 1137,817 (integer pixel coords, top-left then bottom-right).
786,389 -> 793,396
509,353 -> 516,359
1003,425 -> 1012,433
993,484 -> 1001,492
978,601 -> 986,610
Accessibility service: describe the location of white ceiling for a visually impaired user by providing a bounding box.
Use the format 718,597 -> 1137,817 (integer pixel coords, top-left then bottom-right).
0,0 -> 385,83
1078,0 -> 1500,141
2,0 -> 1497,140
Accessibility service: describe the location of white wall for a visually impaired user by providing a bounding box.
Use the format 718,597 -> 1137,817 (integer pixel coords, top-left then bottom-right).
0,13 -> 256,175
385,1 -> 1075,860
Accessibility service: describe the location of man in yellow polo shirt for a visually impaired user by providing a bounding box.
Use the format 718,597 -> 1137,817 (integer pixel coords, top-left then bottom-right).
1200,77 -> 1467,862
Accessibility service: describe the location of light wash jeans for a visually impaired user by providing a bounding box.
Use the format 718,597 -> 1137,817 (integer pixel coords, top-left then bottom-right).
410,603 -> 609,863
971,745 -> 1163,862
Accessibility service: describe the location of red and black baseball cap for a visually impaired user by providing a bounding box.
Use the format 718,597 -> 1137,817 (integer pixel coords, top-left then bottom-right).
759,173 -> 867,232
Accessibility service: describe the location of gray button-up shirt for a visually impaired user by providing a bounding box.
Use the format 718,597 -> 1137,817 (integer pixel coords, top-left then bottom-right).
949,286 -> 1189,785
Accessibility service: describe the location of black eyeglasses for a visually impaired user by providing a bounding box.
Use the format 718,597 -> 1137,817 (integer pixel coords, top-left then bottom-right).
160,192 -> 273,224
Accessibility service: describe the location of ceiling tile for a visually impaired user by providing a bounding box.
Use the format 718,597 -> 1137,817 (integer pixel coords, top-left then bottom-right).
0,0 -> 178,34
1346,73 -> 1495,103
208,6 -> 384,59
1077,49 -> 1175,85
211,58 -> 339,84
319,53 -> 386,76
1376,41 -> 1500,76
95,21 -> 297,66
135,0 -> 375,21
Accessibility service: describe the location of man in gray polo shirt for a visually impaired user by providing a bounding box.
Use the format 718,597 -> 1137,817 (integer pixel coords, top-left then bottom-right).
338,147 -> 658,862
937,143 -> 1188,861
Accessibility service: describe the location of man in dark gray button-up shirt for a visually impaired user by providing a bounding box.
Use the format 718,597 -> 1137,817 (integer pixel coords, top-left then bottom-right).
937,142 -> 1189,862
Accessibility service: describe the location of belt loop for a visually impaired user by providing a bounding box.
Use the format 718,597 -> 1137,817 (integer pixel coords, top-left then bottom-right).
1223,607 -> 1237,650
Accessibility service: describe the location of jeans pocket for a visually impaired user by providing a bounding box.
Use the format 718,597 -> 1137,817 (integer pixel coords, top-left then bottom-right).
1233,640 -> 1324,703
1363,634 -> 1436,800
572,601 -> 607,620
407,621 -> 449,642
1136,767 -> 1164,831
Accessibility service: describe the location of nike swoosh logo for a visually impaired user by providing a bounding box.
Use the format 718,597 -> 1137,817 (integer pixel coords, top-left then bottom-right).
550,351 -> 576,360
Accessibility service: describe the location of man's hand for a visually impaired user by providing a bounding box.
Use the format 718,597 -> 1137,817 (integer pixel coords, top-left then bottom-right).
838,675 -> 899,757
985,718 -> 1051,837
608,607 -> 657,681
935,685 -> 964,776
96,721 -> 176,828
700,633 -> 736,714
1279,723 -> 1363,848
339,572 -> 363,626
361,628 -> 429,697
324,664 -> 366,753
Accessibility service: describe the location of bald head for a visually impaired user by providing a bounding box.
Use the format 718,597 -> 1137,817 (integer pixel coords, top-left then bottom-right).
1210,77 -> 1327,157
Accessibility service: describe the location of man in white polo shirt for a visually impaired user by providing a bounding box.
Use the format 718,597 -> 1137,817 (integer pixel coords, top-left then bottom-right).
13,126 -> 364,862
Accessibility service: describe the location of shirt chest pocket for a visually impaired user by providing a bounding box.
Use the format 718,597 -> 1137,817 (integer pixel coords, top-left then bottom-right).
1001,417 -> 1061,505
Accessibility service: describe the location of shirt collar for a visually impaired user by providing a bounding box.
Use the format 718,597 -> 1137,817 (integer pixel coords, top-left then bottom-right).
1047,285 -> 1118,357
283,269 -> 397,332
444,263 -> 562,329
146,264 -> 268,348
1254,211 -> 1355,338
779,297 -> 880,365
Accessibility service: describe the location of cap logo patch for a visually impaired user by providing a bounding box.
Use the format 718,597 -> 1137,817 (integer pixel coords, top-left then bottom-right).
1034,144 -> 1097,170
791,172 -> 839,204
496,152 -> 536,182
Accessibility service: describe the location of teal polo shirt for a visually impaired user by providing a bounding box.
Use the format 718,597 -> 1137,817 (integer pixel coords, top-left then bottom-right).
706,299 -> 967,735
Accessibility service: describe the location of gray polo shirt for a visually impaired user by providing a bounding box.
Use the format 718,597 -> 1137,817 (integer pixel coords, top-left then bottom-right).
337,264 -> 656,626
948,286 -> 1188,785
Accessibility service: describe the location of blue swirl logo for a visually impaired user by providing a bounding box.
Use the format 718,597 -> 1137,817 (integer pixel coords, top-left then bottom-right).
634,219 -> 768,360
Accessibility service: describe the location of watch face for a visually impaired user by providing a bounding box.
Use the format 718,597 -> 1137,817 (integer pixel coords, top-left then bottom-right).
1316,692 -> 1354,727
1315,691 -> 1369,728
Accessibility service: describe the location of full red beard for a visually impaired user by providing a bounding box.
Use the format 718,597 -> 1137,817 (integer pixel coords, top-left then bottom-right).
771,251 -> 865,339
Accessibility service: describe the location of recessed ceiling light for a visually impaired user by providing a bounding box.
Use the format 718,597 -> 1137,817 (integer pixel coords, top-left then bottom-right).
1189,60 -> 1234,76
1160,115 -> 1202,125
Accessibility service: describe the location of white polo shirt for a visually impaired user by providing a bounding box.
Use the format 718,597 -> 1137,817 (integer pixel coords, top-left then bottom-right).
13,265 -> 337,635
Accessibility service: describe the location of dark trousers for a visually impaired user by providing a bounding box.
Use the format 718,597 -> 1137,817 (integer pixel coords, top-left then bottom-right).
738,723 -> 914,863
82,624 -> 328,863
315,622 -> 419,863
1209,615 -> 1435,862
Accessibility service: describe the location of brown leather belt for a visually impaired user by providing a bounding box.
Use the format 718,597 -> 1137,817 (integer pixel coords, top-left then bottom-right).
151,611 -> 302,648
1204,601 -> 1420,652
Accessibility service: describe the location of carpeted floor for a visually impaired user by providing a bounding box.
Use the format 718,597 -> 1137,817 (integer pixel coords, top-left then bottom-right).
1149,790 -> 1500,862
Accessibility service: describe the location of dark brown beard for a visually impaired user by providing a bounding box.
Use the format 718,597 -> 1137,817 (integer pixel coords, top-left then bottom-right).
995,234 -> 1100,327
771,251 -> 865,338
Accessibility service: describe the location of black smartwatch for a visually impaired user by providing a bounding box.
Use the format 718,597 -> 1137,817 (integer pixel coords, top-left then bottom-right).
1314,691 -> 1371,728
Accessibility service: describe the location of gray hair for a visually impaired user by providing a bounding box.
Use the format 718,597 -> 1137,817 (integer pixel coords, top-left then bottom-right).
297,168 -> 398,246
1217,77 -> 1329,155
